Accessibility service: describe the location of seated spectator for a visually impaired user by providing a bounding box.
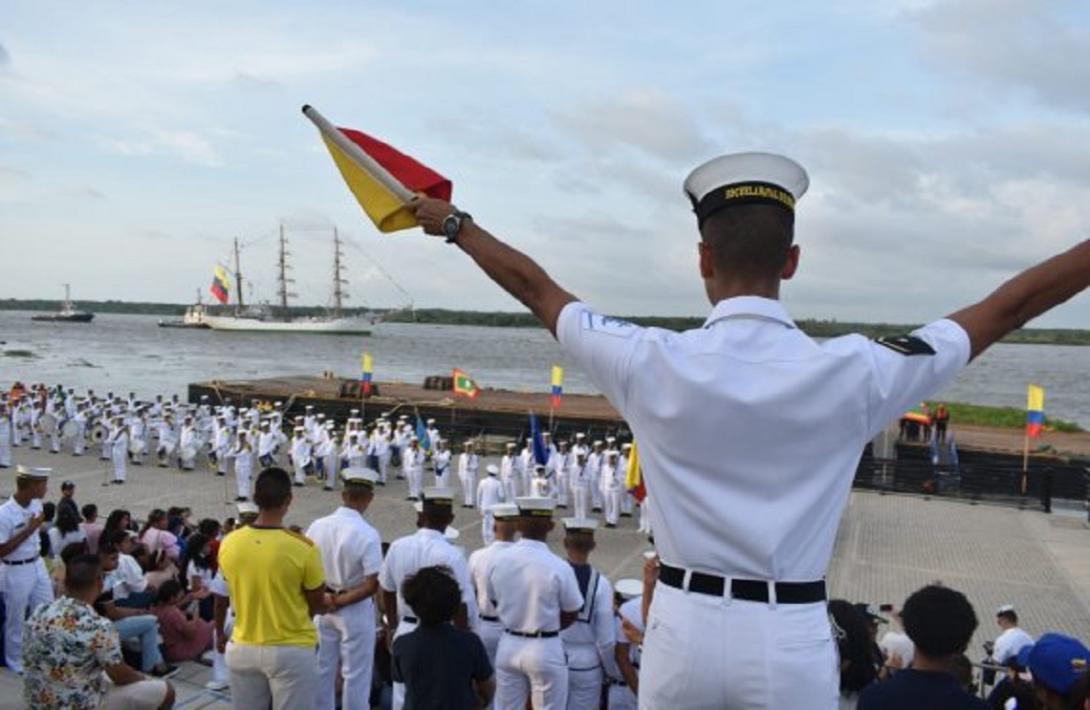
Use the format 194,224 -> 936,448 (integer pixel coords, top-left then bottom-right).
80,504 -> 104,553
96,544 -> 178,679
105,530 -> 154,609
994,605 -> 1035,665
51,541 -> 89,595
879,608 -> 916,677
139,509 -> 181,561
392,565 -> 494,710
183,533 -> 215,620
102,508 -> 134,544
48,501 -> 87,560
1025,633 -> 1089,710
858,585 -> 987,709
830,599 -> 878,708
151,580 -> 214,664
22,553 -> 175,710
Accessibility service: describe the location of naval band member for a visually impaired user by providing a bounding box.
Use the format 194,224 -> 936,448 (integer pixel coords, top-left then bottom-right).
410,151 -> 1090,708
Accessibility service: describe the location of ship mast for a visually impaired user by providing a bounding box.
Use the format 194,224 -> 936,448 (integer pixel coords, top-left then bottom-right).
233,237 -> 245,313
63,283 -> 72,310
332,227 -> 349,318
276,223 -> 296,318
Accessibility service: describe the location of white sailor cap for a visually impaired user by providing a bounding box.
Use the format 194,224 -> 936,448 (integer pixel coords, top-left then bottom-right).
562,518 -> 599,533
542,431 -> 551,438
410,435 -> 419,442
293,426 -> 305,432
505,442 -> 516,449
15,465 -> 51,481
615,578 -> 643,599
274,401 -> 282,407
349,408 -> 359,415
575,433 -> 585,439
593,440 -> 603,446
486,464 -> 499,476
606,436 -> 616,443
200,395 -> 209,400
324,421 -> 334,429
317,413 -> 326,418
305,405 -> 314,410
341,467 -> 379,487
463,440 -> 474,447
421,487 -> 455,508
491,502 -> 520,519
236,501 -> 259,516
515,496 -> 556,517
398,415 -> 408,421
426,418 -> 435,424
621,443 -> 632,450
444,526 -> 460,541
683,152 -> 809,228
996,604 -> 1016,616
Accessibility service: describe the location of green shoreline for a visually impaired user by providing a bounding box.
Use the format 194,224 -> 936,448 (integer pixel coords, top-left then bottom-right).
924,401 -> 1081,433
4,299 -> 1090,346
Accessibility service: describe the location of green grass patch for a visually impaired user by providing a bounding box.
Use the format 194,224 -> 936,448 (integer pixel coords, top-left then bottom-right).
926,401 -> 1083,433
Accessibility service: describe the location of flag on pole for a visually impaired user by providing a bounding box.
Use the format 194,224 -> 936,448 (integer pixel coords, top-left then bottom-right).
210,265 -> 231,304
360,352 -> 373,396
415,414 -> 432,453
452,369 -> 480,399
1026,384 -> 1046,439
550,365 -> 564,408
625,441 -> 646,503
528,412 -> 548,466
302,105 -> 452,234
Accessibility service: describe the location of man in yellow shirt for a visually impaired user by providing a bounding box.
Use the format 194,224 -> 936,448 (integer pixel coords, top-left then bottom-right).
218,466 -> 328,709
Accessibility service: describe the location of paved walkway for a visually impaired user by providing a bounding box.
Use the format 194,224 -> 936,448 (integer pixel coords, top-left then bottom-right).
0,448 -> 1085,707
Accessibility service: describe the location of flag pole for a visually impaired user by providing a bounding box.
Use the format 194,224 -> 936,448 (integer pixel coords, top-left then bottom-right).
302,105 -> 415,203
1021,431 -> 1030,495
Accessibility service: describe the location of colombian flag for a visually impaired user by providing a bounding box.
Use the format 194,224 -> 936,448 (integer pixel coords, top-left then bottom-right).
1026,384 -> 1045,439
625,441 -> 646,503
452,369 -> 480,399
210,265 -> 231,304
360,352 -> 373,396
303,105 -> 452,233
550,365 -> 564,409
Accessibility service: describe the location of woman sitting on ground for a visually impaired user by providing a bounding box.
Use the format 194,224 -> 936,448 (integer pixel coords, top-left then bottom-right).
182,533 -> 215,621
151,580 -> 214,664
48,503 -> 87,560
138,509 -> 181,562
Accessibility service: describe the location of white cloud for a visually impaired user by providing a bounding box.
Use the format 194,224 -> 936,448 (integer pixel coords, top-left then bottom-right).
103,128 -> 223,167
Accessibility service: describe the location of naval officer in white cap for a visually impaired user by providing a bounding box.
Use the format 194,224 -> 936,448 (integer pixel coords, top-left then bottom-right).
307,467 -> 384,710
487,497 -> 583,709
412,146 -> 1090,707
0,465 -> 54,672
468,502 -> 520,670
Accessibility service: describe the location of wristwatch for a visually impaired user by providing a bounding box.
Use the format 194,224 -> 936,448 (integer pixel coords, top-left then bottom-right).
442,209 -> 472,244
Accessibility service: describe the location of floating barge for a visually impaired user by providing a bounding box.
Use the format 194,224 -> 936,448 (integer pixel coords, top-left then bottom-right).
188,375 -> 628,446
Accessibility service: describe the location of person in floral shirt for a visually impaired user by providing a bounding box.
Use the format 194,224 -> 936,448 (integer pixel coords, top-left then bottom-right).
23,553 -> 175,710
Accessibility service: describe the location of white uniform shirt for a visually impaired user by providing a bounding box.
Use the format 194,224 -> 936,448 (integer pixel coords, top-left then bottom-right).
307,507 -> 383,611
106,553 -> 149,600
468,540 -> 514,619
560,564 -> 616,669
379,528 -> 475,621
486,538 -> 583,634
994,626 -> 1035,664
0,497 -> 43,561
433,449 -> 452,475
476,476 -> 506,510
557,298 -> 970,580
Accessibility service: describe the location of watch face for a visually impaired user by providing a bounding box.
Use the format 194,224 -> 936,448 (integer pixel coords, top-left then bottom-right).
442,215 -> 459,237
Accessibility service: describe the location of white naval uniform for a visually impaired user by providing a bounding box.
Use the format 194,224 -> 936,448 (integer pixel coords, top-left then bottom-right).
994,626 -> 1034,665
214,425 -> 231,475
569,462 -> 591,520
458,452 -> 479,507
432,449 -> 452,487
600,462 -> 623,526
487,539 -> 584,710
555,298 -> 971,708
500,454 -> 518,500
618,453 -> 634,516
549,451 -> 569,507
231,444 -> 254,499
375,438 -> 392,483
179,425 -> 199,469
0,416 -> 12,467
379,528 -> 477,710
0,495 -> 54,672
29,408 -> 43,450
307,507 -> 384,710
518,448 -> 534,495
110,428 -> 129,482
468,540 -> 515,668
290,437 -> 311,484
586,451 -> 603,511
607,597 -> 644,710
72,411 -> 87,456
560,564 -> 615,710
475,477 -> 507,545
403,448 -> 425,499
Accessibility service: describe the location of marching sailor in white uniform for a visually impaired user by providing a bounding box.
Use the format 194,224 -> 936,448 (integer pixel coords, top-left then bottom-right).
407,148 -> 1090,707
569,452 -> 592,525
179,415 -> 199,470
549,440 -> 570,509
230,431 -> 254,501
109,417 -> 129,484
559,518 -> 615,710
432,438 -> 452,487
458,440 -> 479,508
0,466 -> 54,672
290,427 -> 311,486
468,502 -> 519,671
600,451 -> 624,528
475,464 -> 507,545
403,436 -> 426,501
0,404 -> 12,468
487,497 -> 583,709
307,467 -> 384,710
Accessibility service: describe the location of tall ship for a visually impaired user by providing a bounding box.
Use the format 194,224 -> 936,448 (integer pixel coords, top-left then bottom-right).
198,226 -> 388,335
31,284 -> 94,323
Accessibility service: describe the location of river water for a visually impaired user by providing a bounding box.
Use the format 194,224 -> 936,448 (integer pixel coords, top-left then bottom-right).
2,310 -> 1088,426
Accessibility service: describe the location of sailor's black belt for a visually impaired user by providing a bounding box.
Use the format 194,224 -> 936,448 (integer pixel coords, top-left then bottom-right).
479,615 -> 500,622
505,629 -> 559,638
659,564 -> 825,604
609,679 -> 628,687
3,556 -> 40,566
402,616 -> 418,624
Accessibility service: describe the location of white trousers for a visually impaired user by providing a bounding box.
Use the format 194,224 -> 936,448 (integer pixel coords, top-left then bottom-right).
502,477 -> 517,501
294,463 -> 307,485
101,439 -> 112,460
621,490 -> 633,515
608,683 -> 637,709
555,472 -> 568,506
0,439 -> 11,467
226,642 -> 318,710
408,467 -> 423,499
571,485 -> 589,520
590,475 -> 603,509
481,512 -> 495,546
3,559 -> 54,672
638,582 -> 837,709
604,488 -> 622,525
566,666 -> 603,710
462,473 -> 477,506
476,619 -> 504,668
378,455 -> 390,483
217,447 -> 229,475
316,603 -> 375,710
112,448 -> 128,482
638,498 -> 652,534
235,463 -> 252,499
495,634 -> 568,710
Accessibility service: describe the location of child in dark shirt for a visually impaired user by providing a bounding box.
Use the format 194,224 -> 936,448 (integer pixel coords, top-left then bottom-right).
392,565 -> 494,710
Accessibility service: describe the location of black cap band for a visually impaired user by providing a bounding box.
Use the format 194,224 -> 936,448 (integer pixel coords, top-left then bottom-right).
692,181 -> 796,227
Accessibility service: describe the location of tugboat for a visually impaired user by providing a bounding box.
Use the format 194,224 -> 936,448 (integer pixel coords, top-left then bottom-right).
31,284 -> 94,323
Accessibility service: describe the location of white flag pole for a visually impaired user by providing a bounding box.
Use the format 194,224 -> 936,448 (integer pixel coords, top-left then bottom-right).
302,104 -> 415,204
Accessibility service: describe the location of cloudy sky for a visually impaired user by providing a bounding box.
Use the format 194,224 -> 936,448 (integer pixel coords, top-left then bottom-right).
2,0 -> 1090,326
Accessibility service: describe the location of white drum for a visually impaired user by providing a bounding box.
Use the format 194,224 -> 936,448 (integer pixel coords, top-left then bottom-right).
61,420 -> 78,440
39,414 -> 58,435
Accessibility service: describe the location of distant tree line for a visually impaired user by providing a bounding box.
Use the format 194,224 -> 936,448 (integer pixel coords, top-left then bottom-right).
4,299 -> 1090,345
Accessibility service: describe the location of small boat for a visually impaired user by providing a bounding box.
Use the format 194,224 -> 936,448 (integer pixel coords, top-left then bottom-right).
31,284 -> 94,323
158,295 -> 210,329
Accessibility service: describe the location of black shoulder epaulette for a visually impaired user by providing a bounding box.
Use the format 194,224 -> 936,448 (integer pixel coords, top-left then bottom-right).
874,334 -> 936,356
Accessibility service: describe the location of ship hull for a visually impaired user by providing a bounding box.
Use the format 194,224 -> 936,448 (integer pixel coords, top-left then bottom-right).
31,312 -> 94,323
201,314 -> 373,335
